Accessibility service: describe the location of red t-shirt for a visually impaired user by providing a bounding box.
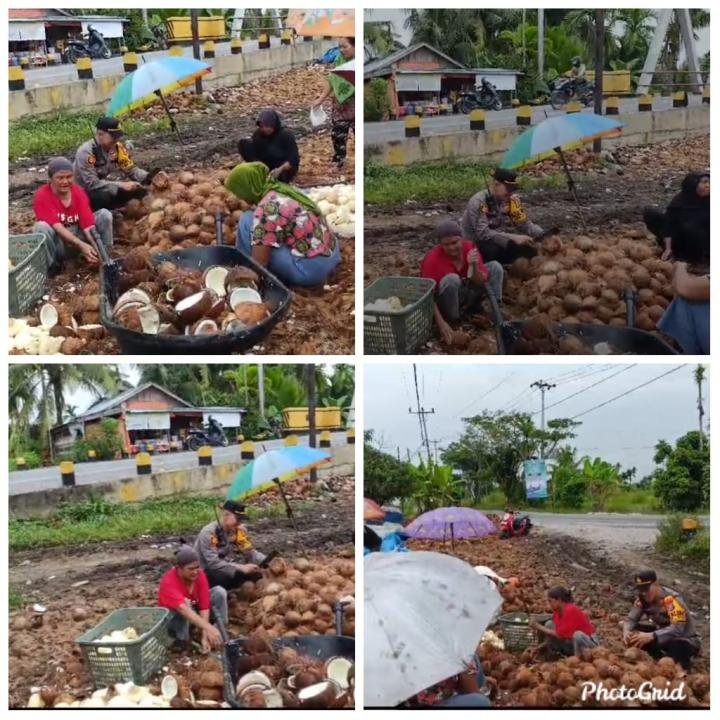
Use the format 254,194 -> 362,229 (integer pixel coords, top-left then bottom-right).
553,603 -> 595,639
420,240 -> 488,289
158,567 -> 211,612
33,184 -> 95,230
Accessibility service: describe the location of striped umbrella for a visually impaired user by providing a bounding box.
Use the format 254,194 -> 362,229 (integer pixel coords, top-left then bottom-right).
226,446 -> 331,529
107,57 -> 213,145
502,113 -> 623,230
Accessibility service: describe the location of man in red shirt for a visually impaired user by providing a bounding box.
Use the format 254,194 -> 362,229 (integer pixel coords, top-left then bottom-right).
158,545 -> 224,653
420,219 -> 503,346
530,586 -> 599,657
32,156 -> 113,270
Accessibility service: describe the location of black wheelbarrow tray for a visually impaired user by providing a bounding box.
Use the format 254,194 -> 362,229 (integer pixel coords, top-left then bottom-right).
95,216 -> 291,355
221,604 -> 354,708
486,288 -> 677,355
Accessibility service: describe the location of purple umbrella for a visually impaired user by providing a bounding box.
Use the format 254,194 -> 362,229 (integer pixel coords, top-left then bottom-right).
405,507 -> 496,548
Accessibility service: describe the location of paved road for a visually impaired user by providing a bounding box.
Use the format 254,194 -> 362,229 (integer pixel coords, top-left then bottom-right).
364,94 -> 704,143
9,431 -> 348,495
21,36 -> 301,89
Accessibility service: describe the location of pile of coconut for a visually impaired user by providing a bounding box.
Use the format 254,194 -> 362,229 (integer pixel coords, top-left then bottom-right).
479,644 -> 709,708
504,229 -> 674,351
306,184 -> 355,238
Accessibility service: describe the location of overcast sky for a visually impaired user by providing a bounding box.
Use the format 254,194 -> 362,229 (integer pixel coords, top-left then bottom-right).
365,363 -> 708,478
365,9 -> 710,59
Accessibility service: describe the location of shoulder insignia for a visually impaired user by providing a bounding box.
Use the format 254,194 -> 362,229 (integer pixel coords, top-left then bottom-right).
87,154 -> 96,166
210,534 -> 219,546
664,595 -> 687,623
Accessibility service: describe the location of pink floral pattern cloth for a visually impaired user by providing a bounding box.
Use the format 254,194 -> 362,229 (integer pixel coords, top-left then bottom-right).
251,190 -> 336,258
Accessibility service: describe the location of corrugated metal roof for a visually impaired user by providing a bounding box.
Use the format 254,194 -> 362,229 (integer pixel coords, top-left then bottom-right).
79,382 -> 193,420
364,42 -> 466,78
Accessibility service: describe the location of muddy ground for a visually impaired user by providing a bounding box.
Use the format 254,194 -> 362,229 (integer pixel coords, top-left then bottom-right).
364,136 -> 709,355
8,475 -> 354,707
9,67 -> 355,355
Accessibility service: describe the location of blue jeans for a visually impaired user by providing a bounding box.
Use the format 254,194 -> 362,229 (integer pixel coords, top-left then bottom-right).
236,209 -> 340,287
658,297 -> 710,354
433,657 -> 491,708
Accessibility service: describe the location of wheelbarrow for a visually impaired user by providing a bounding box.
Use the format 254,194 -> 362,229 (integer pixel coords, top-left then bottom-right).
94,213 -> 291,354
485,287 -> 677,355
220,600 -> 354,708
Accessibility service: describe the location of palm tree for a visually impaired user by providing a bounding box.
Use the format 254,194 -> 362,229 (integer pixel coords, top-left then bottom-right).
364,22 -> 398,57
661,9 -> 710,71
614,9 -> 655,65
561,10 -> 621,67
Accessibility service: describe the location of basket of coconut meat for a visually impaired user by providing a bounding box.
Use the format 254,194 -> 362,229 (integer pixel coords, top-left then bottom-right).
94,213 -> 291,355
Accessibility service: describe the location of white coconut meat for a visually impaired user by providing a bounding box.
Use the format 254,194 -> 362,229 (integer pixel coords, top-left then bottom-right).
39,304 -> 58,329
137,305 -> 161,335
236,671 -> 273,694
325,657 -> 353,689
193,319 -> 218,336
113,288 -> 152,314
297,680 -> 338,705
228,287 -> 262,310
203,266 -> 229,297
160,675 -> 178,701
263,689 -> 284,708
175,290 -> 212,326
222,318 -> 247,333
124,684 -> 151,704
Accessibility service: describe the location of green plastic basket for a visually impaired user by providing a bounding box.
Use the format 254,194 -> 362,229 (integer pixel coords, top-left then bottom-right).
76,607 -> 170,687
497,612 -> 552,652
364,276 -> 436,354
9,233 -> 49,317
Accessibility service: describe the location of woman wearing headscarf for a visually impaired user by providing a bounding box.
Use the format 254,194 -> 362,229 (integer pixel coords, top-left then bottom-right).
312,37 -> 355,169
643,171 -> 710,262
225,161 -> 340,286
530,586 -> 600,657
237,109 -> 300,183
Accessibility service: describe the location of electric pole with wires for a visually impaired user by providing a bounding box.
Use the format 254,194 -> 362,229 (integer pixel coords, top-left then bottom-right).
695,365 -> 706,450
531,380 -> 556,459
409,363 -> 434,464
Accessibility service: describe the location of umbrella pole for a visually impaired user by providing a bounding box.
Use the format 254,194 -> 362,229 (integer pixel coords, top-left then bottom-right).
274,478 -> 299,532
555,146 -> 588,233
450,522 -> 455,552
156,89 -> 185,148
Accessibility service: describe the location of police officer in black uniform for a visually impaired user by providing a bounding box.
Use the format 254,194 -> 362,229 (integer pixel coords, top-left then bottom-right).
623,569 -> 701,669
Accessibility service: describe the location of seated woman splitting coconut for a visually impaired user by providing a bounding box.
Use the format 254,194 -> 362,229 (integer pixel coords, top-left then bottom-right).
530,586 -> 600,658
225,162 -> 340,287
404,655 -> 492,708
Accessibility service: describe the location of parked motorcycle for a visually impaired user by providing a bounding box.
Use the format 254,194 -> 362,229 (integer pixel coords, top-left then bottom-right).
549,76 -> 594,110
186,421 -> 229,451
64,25 -> 112,63
459,78 -> 503,113
500,510 -> 532,539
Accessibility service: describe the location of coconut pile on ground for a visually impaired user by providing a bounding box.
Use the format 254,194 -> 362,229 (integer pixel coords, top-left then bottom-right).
250,475 -> 353,509
408,537 -> 709,708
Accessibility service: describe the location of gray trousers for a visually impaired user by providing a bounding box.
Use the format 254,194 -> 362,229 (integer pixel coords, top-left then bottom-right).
166,585 -> 228,641
436,262 -> 504,322
546,620 -> 600,657
33,208 -> 113,266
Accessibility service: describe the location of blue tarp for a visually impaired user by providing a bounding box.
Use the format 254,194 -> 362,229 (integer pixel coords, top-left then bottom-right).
320,46 -> 340,64
379,531 -> 409,553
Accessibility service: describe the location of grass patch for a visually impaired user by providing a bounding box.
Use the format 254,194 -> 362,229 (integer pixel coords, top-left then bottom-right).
9,111 -> 169,161
655,514 -> 709,571
365,160 -> 566,206
9,495 -> 313,551
9,588 -> 24,611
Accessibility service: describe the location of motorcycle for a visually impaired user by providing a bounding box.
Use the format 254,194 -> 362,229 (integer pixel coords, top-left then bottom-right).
251,416 -> 283,441
186,423 -> 229,451
64,25 -> 112,63
549,76 -> 594,110
458,79 -> 503,113
500,511 -> 532,539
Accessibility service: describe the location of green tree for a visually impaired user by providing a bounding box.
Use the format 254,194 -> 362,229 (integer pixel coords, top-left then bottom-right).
580,457 -> 621,511
549,447 -> 586,508
364,431 -> 416,506
411,460 -> 463,512
441,411 -> 578,504
364,78 -> 391,122
652,431 -> 709,511
364,22 -> 397,56
74,418 -> 124,461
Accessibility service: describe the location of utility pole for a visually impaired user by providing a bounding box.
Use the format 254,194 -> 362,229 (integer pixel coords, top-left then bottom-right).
593,10 -> 605,153
306,365 -> 317,482
429,440 -> 441,464
190,10 -> 202,94
396,446 -> 401,461
409,364 -> 435,464
537,9 -> 544,80
258,364 -> 265,419
531,380 -> 556,459
695,365 -> 705,450
521,9 -> 526,68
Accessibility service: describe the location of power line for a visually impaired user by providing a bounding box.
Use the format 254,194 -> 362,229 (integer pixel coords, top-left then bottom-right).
570,367 -> 684,420
457,372 -> 514,417
540,364 -> 637,414
409,363 -> 435,463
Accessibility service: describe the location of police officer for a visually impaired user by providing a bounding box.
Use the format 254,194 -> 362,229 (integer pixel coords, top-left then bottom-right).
193,500 -> 265,591
623,569 -> 701,669
73,116 -> 150,212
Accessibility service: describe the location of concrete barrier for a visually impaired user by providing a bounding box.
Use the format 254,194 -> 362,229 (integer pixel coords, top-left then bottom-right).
365,106 -> 710,167
9,444 -> 354,519
9,41 -> 333,120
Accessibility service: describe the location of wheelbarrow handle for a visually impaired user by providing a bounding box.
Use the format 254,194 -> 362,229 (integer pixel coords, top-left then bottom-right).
214,211 -> 226,247
483,285 -> 507,354
333,600 -> 352,635
91,227 -> 115,268
624,287 -> 637,328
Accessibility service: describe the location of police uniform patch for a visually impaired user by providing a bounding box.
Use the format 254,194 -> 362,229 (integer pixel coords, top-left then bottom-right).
87,154 -> 96,166
664,595 -> 687,623
210,534 -> 219,546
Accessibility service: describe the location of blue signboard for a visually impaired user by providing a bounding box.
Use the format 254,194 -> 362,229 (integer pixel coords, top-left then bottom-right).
523,458 -> 549,500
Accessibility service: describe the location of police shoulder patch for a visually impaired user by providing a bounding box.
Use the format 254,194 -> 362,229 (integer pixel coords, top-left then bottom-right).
664,595 -> 687,623
87,154 -> 96,166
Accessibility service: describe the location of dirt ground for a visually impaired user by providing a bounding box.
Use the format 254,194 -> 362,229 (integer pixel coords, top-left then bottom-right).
364,135 -> 709,355
9,67 -> 355,355
407,525 -> 709,707
8,475 -> 354,708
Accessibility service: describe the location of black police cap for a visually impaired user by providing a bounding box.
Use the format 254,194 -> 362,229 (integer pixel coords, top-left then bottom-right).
222,500 -> 247,517
96,116 -> 124,135
634,569 -> 657,588
492,167 -> 518,186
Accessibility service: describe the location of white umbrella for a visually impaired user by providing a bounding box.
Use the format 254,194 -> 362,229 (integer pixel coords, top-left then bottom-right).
364,551 -> 502,707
